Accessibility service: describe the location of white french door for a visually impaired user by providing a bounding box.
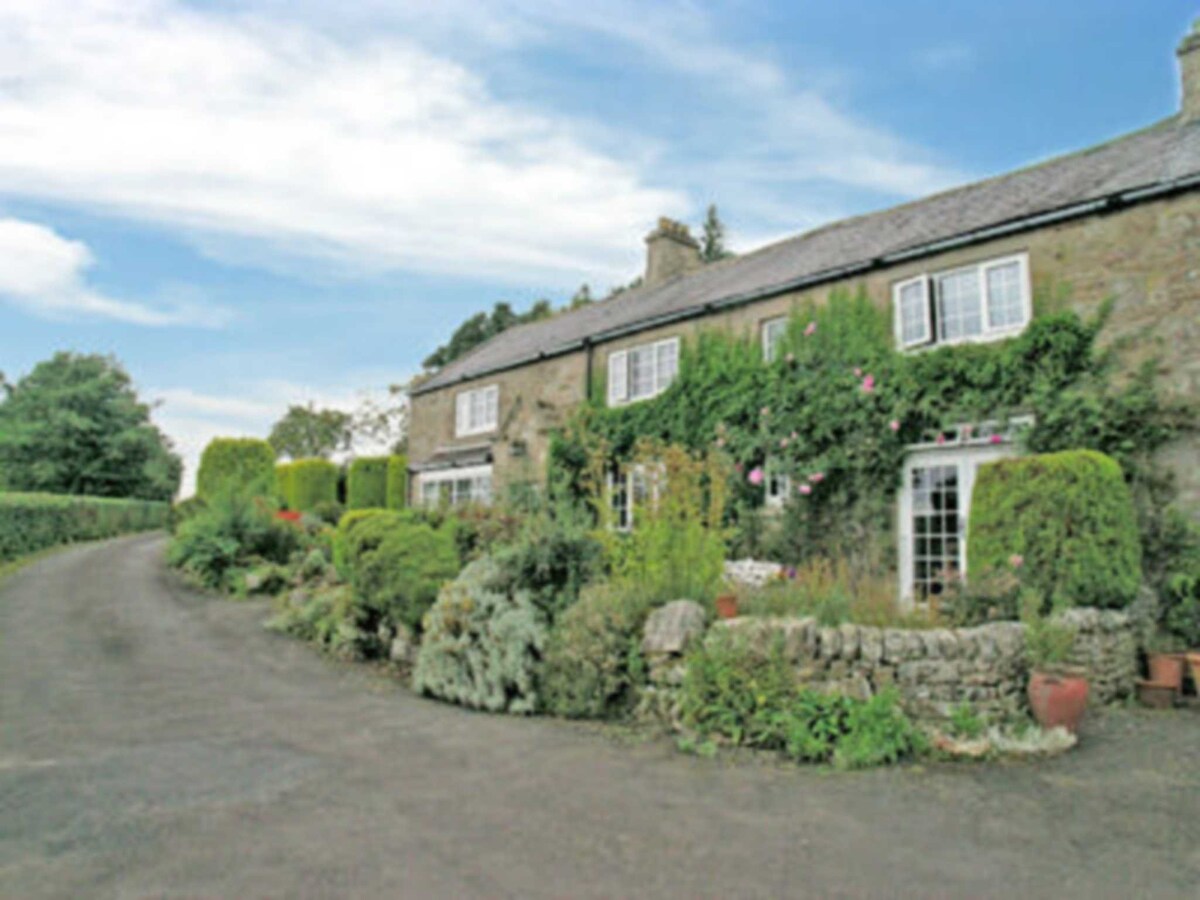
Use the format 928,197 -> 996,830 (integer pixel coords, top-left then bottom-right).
897,444 -> 1015,608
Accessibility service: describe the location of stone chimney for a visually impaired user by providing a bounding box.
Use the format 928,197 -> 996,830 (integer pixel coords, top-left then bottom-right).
1180,20 -> 1200,122
644,217 -> 701,287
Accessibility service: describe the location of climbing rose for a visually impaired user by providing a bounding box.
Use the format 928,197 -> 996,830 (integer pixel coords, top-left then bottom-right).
889,419 -> 901,432
748,467 -> 765,486
804,321 -> 817,336
861,374 -> 875,393
1009,554 -> 1025,569
809,472 -> 825,483
798,484 -> 813,495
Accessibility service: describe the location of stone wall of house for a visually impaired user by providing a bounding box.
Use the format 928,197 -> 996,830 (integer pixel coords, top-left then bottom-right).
641,609 -> 1137,727
410,189 -> 1200,511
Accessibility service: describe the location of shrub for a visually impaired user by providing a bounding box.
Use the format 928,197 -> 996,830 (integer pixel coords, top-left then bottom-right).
169,496 -> 207,533
275,463 -> 295,507
167,486 -> 299,589
267,584 -> 362,658
605,442 -> 729,607
351,518 -> 460,633
541,583 -> 651,718
413,557 -> 548,714
0,493 -> 169,563
679,629 -> 923,767
386,455 -> 409,509
493,497 -> 603,618
347,456 -> 389,510
287,458 -> 339,512
196,438 -> 276,499
1164,571 -> 1200,648
970,450 -> 1142,609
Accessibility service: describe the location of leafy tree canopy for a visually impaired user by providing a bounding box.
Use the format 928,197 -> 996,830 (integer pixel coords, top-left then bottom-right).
0,352 -> 181,501
268,403 -> 353,459
423,300 -> 554,370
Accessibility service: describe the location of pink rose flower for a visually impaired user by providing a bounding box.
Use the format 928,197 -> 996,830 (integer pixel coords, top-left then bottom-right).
748,467 -> 765,486
804,321 -> 817,336
798,484 -> 812,495
809,472 -> 825,483
889,419 -> 900,432
989,434 -> 1003,444
936,432 -> 946,446
861,374 -> 875,394
1009,554 -> 1024,569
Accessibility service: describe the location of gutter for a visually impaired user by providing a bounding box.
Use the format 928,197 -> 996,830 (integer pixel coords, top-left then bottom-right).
411,172 -> 1200,397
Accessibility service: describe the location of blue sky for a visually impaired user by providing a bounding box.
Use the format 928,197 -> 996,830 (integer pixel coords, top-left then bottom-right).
0,1 -> 1194,492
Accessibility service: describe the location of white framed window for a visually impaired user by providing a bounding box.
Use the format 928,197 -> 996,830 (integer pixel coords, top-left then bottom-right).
418,464 -> 494,508
607,463 -> 662,531
607,338 -> 680,406
892,253 -> 1030,350
761,317 -> 788,362
455,385 -> 499,437
765,467 -> 790,509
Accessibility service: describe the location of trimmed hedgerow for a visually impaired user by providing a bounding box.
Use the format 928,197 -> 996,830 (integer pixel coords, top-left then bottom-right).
385,454 -> 408,509
287,458 -> 338,512
347,456 -> 389,510
970,450 -> 1142,609
275,463 -> 295,507
414,556 -> 547,714
0,493 -> 169,563
196,438 -> 276,499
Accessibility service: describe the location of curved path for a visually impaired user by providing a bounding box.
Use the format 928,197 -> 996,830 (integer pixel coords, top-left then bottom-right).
1,535 -> 1197,898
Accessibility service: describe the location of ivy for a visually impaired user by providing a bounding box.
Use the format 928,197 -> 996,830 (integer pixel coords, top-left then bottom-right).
552,287 -> 1191,570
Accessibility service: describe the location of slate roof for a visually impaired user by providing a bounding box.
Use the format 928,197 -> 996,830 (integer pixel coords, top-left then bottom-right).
416,115 -> 1200,395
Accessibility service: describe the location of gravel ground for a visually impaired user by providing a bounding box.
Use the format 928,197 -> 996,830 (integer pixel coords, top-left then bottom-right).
2,533 -> 1198,899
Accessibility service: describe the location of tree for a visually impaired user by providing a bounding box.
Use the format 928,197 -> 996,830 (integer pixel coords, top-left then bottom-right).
352,384 -> 409,455
268,403 -> 353,459
700,204 -> 733,263
569,284 -> 594,309
423,299 -> 556,371
0,352 -> 181,500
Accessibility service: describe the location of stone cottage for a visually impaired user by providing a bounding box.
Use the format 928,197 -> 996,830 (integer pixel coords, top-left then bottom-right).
408,27 -> 1200,602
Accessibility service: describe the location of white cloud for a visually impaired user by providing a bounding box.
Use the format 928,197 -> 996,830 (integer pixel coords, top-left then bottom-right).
0,0 -> 684,286
0,1 -> 965,290
0,217 -> 229,326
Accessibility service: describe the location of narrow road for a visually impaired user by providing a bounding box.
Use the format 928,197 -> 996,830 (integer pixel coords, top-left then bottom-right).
2,535 -> 1197,898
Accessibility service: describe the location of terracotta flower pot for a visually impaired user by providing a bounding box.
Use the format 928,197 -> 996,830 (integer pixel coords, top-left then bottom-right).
714,594 -> 738,620
1027,669 -> 1089,735
1147,653 -> 1184,691
1135,679 -> 1176,710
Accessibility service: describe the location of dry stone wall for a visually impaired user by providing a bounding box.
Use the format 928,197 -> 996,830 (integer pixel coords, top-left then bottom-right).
642,608 -> 1136,726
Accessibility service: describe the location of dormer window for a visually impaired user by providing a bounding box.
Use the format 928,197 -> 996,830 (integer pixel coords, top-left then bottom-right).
893,254 -> 1031,350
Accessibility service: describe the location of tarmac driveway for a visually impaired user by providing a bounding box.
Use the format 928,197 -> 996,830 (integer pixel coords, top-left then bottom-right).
1,534 -> 1197,898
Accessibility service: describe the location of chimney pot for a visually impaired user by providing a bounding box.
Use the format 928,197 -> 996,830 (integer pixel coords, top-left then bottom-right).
644,217 -> 701,287
1179,20 -> 1200,121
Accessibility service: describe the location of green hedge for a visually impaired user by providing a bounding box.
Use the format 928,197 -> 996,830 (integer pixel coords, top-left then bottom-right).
347,457 -> 389,510
196,438 -> 276,499
0,493 -> 169,563
970,450 -> 1142,609
386,454 -> 408,509
275,463 -> 295,507
287,458 -> 338,512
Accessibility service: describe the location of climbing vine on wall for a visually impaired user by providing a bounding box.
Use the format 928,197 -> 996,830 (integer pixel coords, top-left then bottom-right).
551,287 -> 1191,570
